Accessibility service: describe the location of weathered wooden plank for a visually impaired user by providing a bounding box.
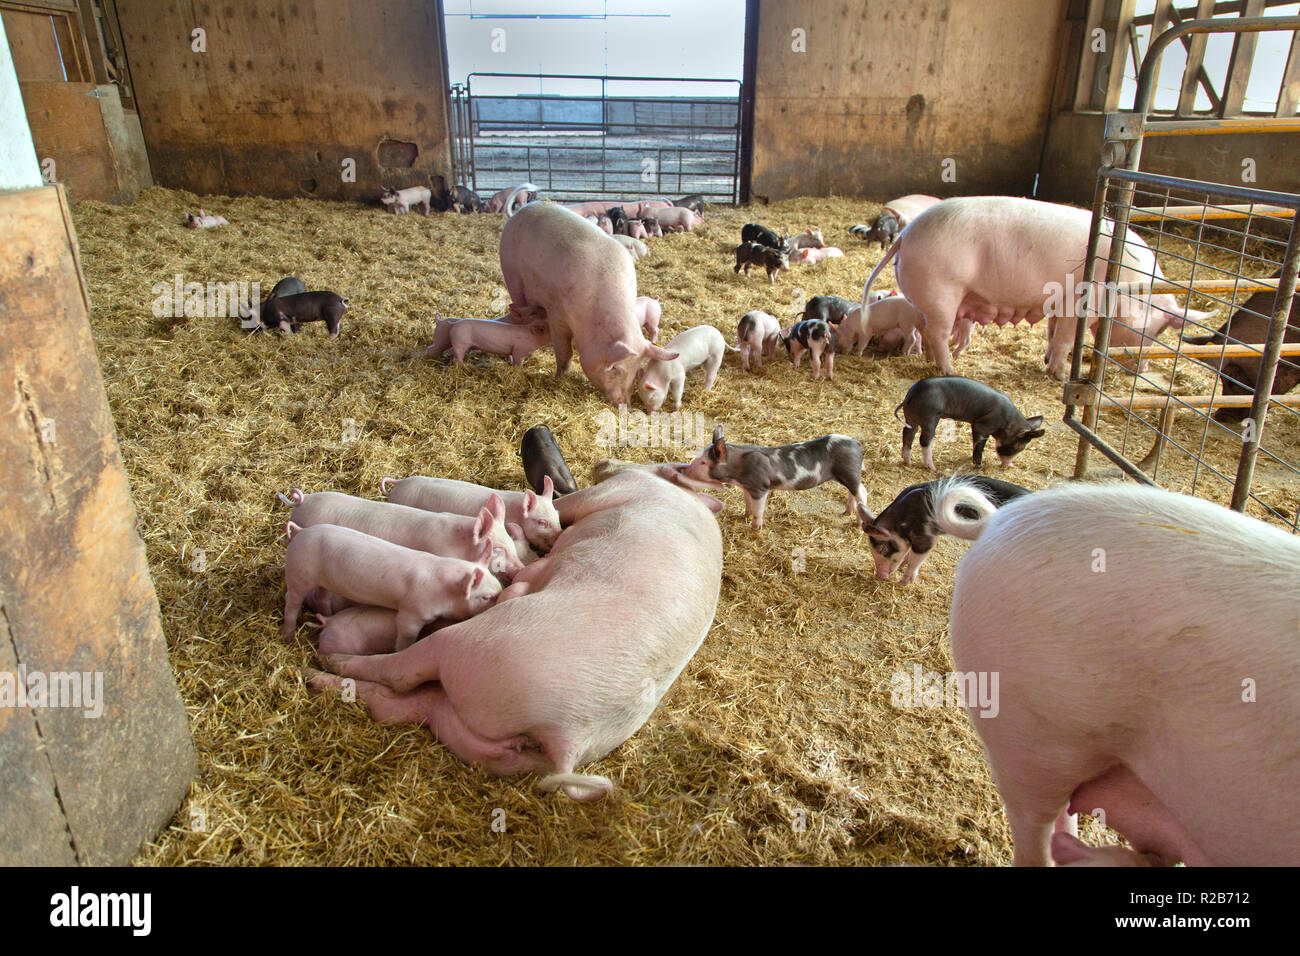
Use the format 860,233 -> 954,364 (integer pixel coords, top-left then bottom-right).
1106,342 -> 1300,358
1275,31 -> 1300,116
0,184 -> 195,865
19,80 -> 117,201
1176,0 -> 1219,116
1103,0 -> 1138,112
1131,203 -> 1294,220
113,0 -> 455,199
1221,0 -> 1268,117
0,621 -> 79,866
1074,0 -> 1109,108
2,8 -> 65,81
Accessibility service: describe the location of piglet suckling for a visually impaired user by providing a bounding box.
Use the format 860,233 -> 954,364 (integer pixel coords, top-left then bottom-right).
522,425 -> 578,497
282,523 -> 500,644
310,468 -> 723,801
382,475 -> 562,552
281,488 -> 524,582
426,316 -> 551,366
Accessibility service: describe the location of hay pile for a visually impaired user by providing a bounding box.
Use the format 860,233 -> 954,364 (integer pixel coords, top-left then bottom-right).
71,187 -> 1289,866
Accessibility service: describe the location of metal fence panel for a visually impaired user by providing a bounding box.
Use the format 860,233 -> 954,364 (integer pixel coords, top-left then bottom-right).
450,73 -> 742,204
1065,15 -> 1300,531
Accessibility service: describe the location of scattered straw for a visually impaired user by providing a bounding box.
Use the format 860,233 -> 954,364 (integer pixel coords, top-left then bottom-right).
70,187 -> 1288,866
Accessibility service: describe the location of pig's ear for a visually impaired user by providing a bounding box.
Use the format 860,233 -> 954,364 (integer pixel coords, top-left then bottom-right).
862,524 -> 886,538
607,342 -> 636,363
476,537 -> 493,564
473,508 -> 492,543
711,425 -> 727,460
464,565 -> 486,597
643,343 -> 679,362
522,489 -> 538,517
487,493 -> 506,523
541,475 -> 554,501
1024,416 -> 1044,431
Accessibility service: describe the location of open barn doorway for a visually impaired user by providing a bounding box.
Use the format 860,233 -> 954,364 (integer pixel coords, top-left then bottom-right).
442,0 -> 750,203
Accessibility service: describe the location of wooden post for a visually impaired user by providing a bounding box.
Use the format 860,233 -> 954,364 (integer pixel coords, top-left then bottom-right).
0,184 -> 195,864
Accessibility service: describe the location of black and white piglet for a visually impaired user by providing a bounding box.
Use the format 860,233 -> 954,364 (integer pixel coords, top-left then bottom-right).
862,475 -> 1030,583
734,241 -> 790,283
895,376 -> 1044,470
675,425 -> 872,530
782,319 -> 836,380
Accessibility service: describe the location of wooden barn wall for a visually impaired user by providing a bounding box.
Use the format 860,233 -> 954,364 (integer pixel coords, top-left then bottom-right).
1038,111 -> 1300,206
113,0 -> 453,200
749,0 -> 1069,201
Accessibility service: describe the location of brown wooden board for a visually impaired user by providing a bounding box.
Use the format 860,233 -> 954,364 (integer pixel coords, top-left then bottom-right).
2,8 -> 66,82
0,185 -> 194,865
113,0 -> 454,200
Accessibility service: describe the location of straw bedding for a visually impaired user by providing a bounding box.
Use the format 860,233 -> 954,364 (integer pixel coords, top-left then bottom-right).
70,187 -> 1292,866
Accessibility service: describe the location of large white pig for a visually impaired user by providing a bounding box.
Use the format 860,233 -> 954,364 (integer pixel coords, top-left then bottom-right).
941,482 -> 1300,866
311,468 -> 724,800
499,202 -> 678,405
860,196 -> 1197,379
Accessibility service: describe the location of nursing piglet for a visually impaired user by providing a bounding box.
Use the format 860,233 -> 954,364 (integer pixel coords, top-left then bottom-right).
282,523 -> 499,644
282,489 -> 524,582
382,475 -> 562,552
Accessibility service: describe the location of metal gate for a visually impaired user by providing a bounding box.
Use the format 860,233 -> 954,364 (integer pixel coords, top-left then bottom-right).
449,73 -> 742,204
1064,15 -> 1300,531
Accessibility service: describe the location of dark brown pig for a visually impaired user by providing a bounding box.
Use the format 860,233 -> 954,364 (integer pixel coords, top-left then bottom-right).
270,291 -> 349,338
1180,271 -> 1299,421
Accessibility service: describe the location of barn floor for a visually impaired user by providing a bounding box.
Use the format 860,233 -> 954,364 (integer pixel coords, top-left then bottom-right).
71,187 -> 1294,866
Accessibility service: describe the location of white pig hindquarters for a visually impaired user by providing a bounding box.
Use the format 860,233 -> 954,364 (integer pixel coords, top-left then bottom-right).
940,481 -> 1300,866
499,202 -> 678,406
313,469 -> 723,800
859,196 -> 1178,379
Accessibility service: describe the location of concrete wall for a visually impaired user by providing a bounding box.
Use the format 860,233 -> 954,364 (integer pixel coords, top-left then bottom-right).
114,0 -> 454,200
749,0 -> 1069,201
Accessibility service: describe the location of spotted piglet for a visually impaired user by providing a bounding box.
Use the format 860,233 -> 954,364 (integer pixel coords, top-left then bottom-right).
781,319 -> 836,380
675,425 -> 872,531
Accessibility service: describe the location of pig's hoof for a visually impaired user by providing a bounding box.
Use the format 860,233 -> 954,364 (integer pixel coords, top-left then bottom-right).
302,668 -> 341,694
317,652 -> 353,674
